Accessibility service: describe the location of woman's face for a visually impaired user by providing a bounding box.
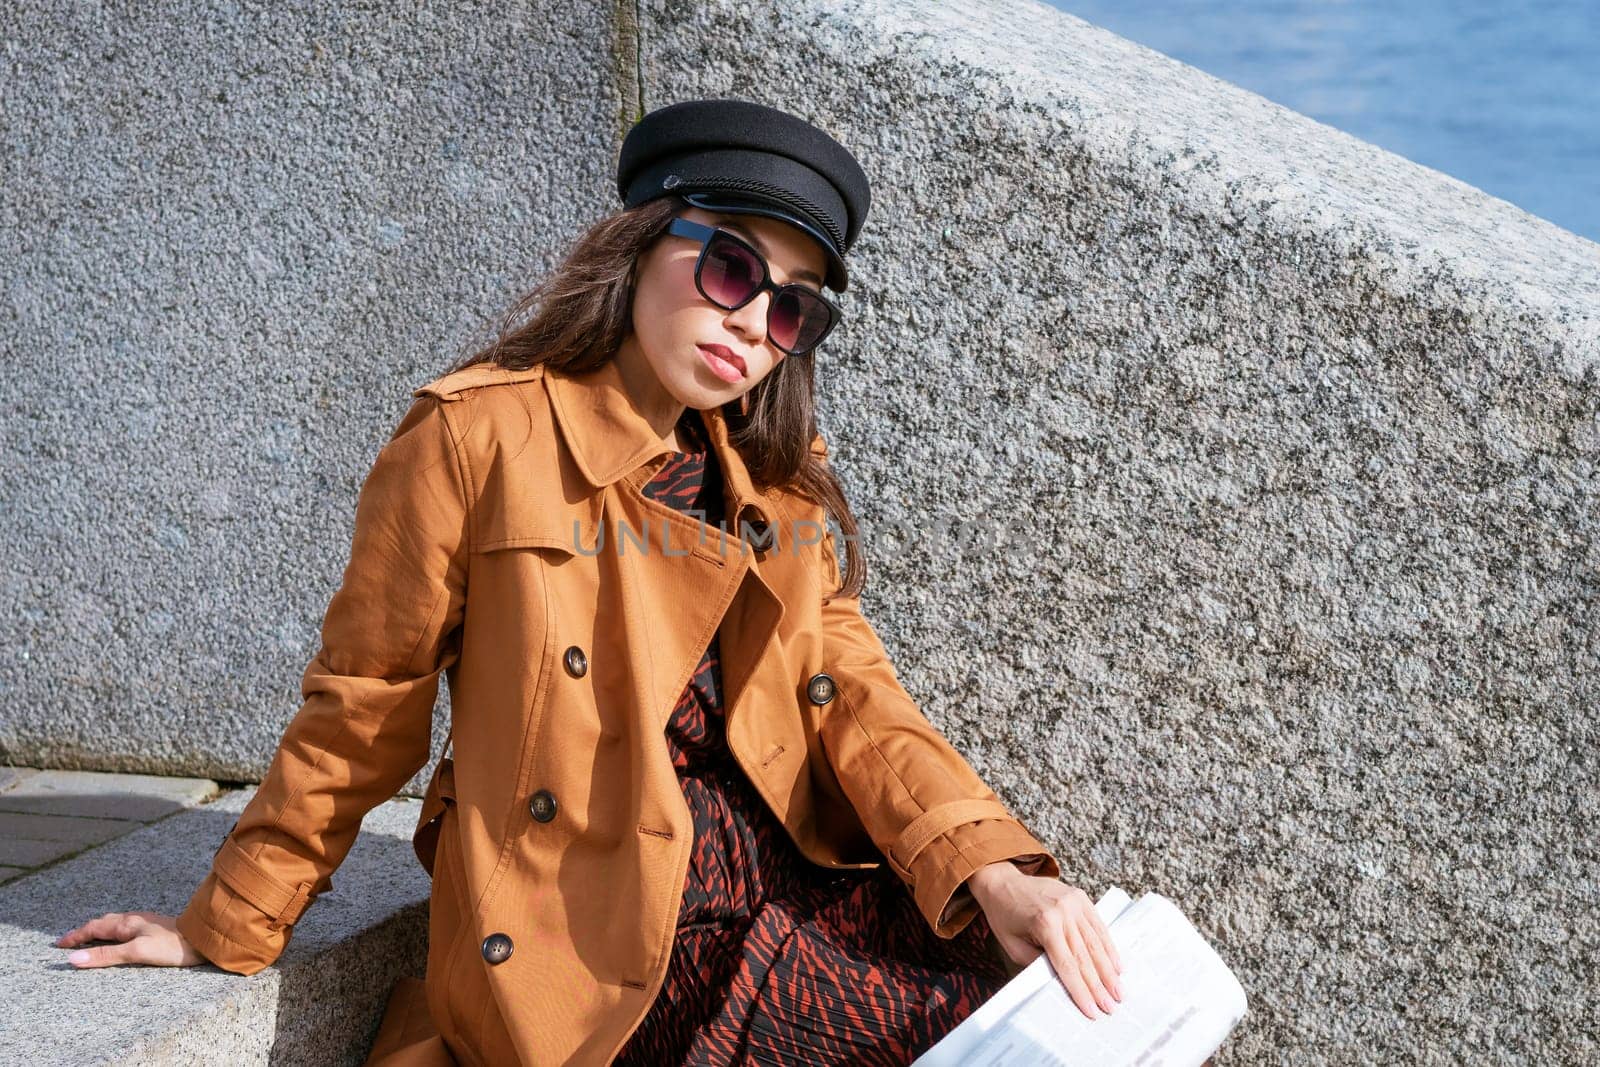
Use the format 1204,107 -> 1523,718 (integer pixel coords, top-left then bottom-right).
622,205 -> 830,411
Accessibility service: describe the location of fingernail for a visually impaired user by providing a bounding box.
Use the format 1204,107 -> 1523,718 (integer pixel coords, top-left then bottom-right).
69,950 -> 90,965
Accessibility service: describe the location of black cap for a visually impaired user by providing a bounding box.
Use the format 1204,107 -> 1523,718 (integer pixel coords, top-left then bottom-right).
616,98 -> 871,292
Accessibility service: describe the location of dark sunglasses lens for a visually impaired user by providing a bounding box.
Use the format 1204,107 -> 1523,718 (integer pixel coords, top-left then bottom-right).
699,235 -> 763,307
770,288 -> 833,354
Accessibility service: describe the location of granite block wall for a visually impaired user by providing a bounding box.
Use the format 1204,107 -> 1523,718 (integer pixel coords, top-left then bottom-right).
2,0 -> 636,797
638,1 -> 1597,1061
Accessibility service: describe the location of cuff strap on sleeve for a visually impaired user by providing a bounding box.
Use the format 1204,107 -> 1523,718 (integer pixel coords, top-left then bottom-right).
889,798 -> 1014,872
212,836 -> 315,931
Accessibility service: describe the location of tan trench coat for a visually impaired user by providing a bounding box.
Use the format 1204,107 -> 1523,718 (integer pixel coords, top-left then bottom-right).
174,355 -> 1062,1065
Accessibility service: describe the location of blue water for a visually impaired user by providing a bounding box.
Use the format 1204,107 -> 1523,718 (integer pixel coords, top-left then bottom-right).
1045,1 -> 1600,244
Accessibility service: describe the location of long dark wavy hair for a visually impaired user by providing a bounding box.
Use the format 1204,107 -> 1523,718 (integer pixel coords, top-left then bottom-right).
443,195 -> 867,601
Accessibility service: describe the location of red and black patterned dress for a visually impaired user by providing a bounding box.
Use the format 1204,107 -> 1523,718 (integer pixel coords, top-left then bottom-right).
614,408 -> 1013,1066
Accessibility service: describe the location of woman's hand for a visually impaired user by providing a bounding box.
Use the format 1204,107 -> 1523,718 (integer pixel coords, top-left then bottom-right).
967,861 -> 1123,1020
54,912 -> 207,969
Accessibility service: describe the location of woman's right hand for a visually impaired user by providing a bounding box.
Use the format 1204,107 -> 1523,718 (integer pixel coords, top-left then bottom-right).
55,912 -> 207,969
967,863 -> 1123,1020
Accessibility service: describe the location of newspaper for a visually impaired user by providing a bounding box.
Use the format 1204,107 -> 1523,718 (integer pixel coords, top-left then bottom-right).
912,887 -> 1247,1066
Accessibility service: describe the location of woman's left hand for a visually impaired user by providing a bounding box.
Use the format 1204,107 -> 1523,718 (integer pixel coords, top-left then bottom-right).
966,861 -> 1124,1021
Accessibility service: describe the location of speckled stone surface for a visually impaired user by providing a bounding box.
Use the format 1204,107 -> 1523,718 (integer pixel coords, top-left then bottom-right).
4,0 -> 1598,1061
0,0 -> 636,799
0,785 -> 429,1065
637,1 -> 1599,1062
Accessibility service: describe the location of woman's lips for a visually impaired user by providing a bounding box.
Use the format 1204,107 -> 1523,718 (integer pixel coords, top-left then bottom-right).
698,344 -> 746,383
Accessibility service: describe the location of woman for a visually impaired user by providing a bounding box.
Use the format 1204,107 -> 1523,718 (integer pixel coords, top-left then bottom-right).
55,98 -> 1124,1065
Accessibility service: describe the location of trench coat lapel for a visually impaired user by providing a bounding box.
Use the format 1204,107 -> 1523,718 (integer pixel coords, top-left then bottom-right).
541,359 -> 788,740
541,355 -> 779,525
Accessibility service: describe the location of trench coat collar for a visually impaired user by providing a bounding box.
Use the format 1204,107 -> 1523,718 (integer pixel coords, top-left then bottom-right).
542,357 -> 777,528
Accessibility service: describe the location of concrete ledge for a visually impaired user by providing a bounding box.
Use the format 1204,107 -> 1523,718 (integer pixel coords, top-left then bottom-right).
0,784 -> 430,1066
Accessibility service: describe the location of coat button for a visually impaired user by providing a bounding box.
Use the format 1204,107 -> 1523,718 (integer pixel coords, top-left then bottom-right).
481,933 -> 514,965
563,645 -> 588,677
529,789 -> 558,823
807,672 -> 836,705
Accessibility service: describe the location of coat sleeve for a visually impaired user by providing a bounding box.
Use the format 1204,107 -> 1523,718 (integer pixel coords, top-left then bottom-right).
809,432 -> 1064,939
175,394 -> 471,975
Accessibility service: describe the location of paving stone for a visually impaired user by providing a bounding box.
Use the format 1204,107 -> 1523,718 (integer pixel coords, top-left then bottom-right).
0,812 -> 140,848
0,770 -> 219,822
0,837 -> 86,868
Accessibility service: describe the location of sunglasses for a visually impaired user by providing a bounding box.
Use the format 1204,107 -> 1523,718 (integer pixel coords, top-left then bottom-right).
665,217 -> 842,357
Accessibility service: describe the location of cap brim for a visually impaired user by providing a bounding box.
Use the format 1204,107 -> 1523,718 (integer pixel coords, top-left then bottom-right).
680,192 -> 849,292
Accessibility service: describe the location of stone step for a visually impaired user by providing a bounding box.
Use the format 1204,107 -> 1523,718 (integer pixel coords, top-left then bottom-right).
0,775 -> 432,1066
